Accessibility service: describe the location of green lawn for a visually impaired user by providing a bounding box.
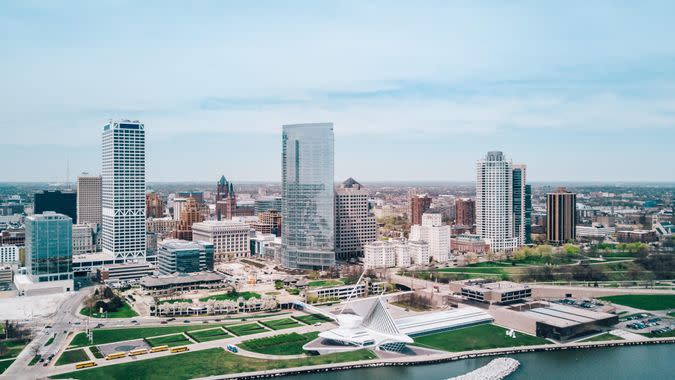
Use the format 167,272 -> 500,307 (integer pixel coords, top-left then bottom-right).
307,279 -> 344,287
89,346 -> 104,359
53,348 -> 377,380
145,333 -> 192,347
225,323 -> 268,336
45,335 -> 55,346
70,325 -> 225,347
598,295 -> 675,311
413,324 -> 550,352
239,332 -> 319,355
641,329 -> 675,338
186,328 -> 231,343
259,318 -> 302,331
55,349 -> 90,366
199,291 -> 261,302
0,359 -> 15,374
29,354 -> 41,366
433,267 -> 510,280
79,301 -> 139,318
668,312 -> 675,318
294,314 -> 333,325
0,340 -> 28,359
579,333 -> 624,342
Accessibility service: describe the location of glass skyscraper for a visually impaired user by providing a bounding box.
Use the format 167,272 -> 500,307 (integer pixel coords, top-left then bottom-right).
102,120 -> 146,259
281,123 -> 335,269
25,212 -> 73,282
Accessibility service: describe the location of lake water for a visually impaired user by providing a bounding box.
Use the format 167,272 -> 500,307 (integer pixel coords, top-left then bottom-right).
282,344 -> 674,380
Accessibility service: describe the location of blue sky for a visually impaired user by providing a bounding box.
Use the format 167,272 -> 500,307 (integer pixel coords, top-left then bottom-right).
1,1 -> 674,182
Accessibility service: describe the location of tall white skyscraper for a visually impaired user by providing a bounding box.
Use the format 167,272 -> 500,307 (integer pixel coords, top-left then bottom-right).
102,120 -> 146,259
475,151 -> 523,252
77,174 -> 102,225
335,178 -> 377,261
281,123 -> 335,270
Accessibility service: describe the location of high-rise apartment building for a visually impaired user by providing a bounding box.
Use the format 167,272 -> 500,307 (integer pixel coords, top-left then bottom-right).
146,191 -> 165,219
547,187 -> 577,244
410,213 -> 450,262
476,151 -> 521,252
512,164 -> 530,245
363,240 -> 411,269
34,190 -> 77,223
409,194 -> 432,225
335,178 -> 377,261
76,174 -> 102,225
281,123 -> 335,270
192,220 -> 251,261
101,120 -> 146,259
455,198 -> 475,228
25,212 -> 73,282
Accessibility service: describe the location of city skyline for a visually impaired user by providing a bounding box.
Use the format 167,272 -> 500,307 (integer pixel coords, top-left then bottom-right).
2,1 -> 675,182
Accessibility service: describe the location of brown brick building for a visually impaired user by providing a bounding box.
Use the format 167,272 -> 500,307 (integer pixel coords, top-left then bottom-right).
409,194 -> 432,225
455,198 -> 475,230
546,187 -> 576,244
146,192 -> 165,219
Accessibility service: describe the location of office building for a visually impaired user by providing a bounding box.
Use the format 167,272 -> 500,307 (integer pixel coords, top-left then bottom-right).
34,190 -> 77,222
409,194 -> 432,225
254,196 -> 282,214
97,262 -> 154,283
281,123 -> 335,269
192,220 -> 251,261
0,245 -> 19,263
25,212 -> 73,282
475,151 -> 526,252
547,187 -> 577,244
146,191 -> 165,218
76,174 -> 102,225
72,224 -> 96,255
335,178 -> 377,261
253,209 -> 282,236
146,217 -> 178,237
178,191 -> 204,204
157,239 -> 214,275
450,233 -> 490,254
171,197 -> 204,240
101,120 -> 146,259
410,213 -> 450,263
0,228 -> 24,246
455,198 -> 475,230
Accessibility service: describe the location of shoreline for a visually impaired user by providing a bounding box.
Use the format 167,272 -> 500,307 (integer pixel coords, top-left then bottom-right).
197,337 -> 675,380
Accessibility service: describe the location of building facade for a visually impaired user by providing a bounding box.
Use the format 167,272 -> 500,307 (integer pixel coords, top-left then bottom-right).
0,245 -> 19,263
34,190 -> 77,222
192,220 -> 251,261
157,239 -> 214,275
281,123 -> 335,269
547,187 -> 577,244
253,209 -> 282,236
101,120 -> 146,259
76,174 -> 102,225
72,224 -> 96,255
363,240 -> 412,269
408,240 -> 429,265
25,212 -> 73,282
409,194 -> 432,225
476,151 -> 525,252
146,191 -> 165,218
335,178 -> 377,261
410,213 -> 450,263
171,197 -> 204,240
455,198 -> 475,230
254,196 -> 282,214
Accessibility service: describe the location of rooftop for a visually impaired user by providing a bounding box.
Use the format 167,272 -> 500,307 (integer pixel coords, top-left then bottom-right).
140,272 -> 227,287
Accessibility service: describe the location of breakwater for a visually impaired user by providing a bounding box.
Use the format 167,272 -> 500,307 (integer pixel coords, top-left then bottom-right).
448,357 -> 519,380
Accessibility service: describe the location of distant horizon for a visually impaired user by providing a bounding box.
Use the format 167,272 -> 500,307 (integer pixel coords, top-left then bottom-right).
2,180 -> 674,186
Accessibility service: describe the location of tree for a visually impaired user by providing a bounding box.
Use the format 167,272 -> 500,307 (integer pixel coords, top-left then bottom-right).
103,287 -> 114,299
562,244 -> 581,255
485,250 -> 496,263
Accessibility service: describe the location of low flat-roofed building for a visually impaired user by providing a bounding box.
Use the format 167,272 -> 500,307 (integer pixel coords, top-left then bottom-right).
97,262 -> 155,283
13,273 -> 73,296
306,280 -> 385,302
395,306 -> 493,336
460,280 -> 532,304
450,234 -> 490,254
72,252 -> 125,273
616,229 -> 658,243
507,301 -> 619,342
140,272 -> 229,296
0,266 -> 13,286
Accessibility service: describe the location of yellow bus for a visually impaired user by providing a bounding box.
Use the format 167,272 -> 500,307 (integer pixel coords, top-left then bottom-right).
150,345 -> 169,353
105,352 -> 127,360
75,361 -> 97,369
128,348 -> 149,356
170,346 -> 189,353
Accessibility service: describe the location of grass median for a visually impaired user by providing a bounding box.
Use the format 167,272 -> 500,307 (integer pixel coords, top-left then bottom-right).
145,333 -> 192,347
259,318 -> 302,331
239,332 -> 319,355
225,323 -> 268,336
70,325 -> 225,347
55,349 -> 90,366
53,347 -> 376,380
186,328 -> 231,343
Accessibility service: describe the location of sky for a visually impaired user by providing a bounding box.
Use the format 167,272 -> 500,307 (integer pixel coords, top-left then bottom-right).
1,0 -> 675,183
